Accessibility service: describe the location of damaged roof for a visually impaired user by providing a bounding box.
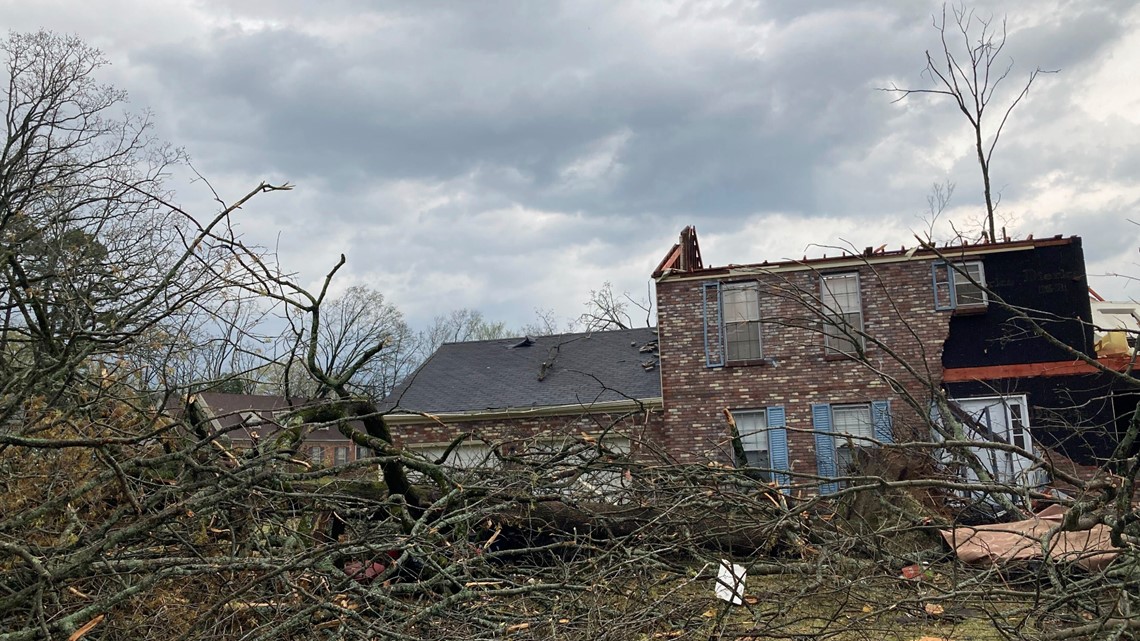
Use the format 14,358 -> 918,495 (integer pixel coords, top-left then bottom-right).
653,226 -> 1082,279
191,393 -> 310,429
379,327 -> 661,416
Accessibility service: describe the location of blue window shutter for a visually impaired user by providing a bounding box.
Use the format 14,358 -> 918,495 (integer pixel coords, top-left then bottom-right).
932,262 -> 956,311
702,282 -> 725,367
766,406 -> 790,494
812,403 -> 838,495
872,400 -> 893,444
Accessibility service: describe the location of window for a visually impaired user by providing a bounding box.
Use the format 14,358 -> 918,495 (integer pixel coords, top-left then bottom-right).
334,446 -> 349,465
723,283 -> 761,361
813,401 -> 891,495
702,281 -> 765,367
831,404 -> 873,474
524,434 -> 631,498
933,261 -> 987,310
307,446 -> 324,466
355,445 -> 372,460
731,407 -> 790,492
946,395 -> 1040,486
820,273 -> 863,354
954,262 -> 987,306
735,410 -> 770,480
410,443 -> 495,469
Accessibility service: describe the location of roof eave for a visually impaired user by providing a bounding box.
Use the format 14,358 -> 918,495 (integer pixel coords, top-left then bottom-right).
383,397 -> 664,426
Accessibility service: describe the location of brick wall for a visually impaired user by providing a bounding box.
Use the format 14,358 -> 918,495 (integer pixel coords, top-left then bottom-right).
656,261 -> 952,477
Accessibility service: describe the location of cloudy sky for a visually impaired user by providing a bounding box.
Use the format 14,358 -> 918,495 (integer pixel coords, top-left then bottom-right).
5,0 -> 1139,330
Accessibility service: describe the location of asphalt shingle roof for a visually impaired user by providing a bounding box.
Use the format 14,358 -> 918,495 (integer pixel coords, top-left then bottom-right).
380,327 -> 661,414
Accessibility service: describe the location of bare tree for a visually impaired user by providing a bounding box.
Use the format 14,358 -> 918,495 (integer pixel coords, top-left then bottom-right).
883,3 -> 1054,243
419,307 -> 512,354
578,281 -> 654,331
270,285 -> 418,400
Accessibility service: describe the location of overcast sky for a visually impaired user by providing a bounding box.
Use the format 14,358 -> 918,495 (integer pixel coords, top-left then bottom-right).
5,0 -> 1139,330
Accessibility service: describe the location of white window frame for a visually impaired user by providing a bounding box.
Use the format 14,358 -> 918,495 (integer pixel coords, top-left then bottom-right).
831,403 -> 873,474
734,409 -> 770,480
933,261 -> 988,310
722,282 -> 762,362
409,442 -> 496,470
944,394 -> 1042,487
953,261 -> 987,307
820,273 -> 864,354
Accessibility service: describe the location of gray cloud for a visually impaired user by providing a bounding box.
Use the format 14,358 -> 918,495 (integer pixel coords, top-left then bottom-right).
2,0 -> 1137,328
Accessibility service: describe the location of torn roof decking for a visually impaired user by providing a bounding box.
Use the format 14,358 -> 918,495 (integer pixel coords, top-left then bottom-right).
379,327 -> 662,418
653,227 -> 1080,281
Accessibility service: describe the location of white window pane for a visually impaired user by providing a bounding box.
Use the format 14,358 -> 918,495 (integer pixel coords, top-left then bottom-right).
726,321 -> 761,361
723,284 -> 760,322
411,443 -> 495,469
822,274 -> 859,313
822,274 -> 862,352
955,262 -> 986,305
724,283 -> 761,360
735,410 -> 767,451
833,405 -> 872,441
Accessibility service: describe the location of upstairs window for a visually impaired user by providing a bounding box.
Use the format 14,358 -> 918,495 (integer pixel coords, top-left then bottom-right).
702,281 -> 763,367
820,273 -> 864,354
933,261 -> 987,310
722,282 -> 762,361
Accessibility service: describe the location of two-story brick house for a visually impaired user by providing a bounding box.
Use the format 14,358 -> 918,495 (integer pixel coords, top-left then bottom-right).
652,226 -> 1129,493
184,230 -> 1133,494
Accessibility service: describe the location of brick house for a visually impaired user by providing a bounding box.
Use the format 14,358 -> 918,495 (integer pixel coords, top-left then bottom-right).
187,392 -> 368,467
652,226 -> 1134,493
186,231 -> 1134,492
379,327 -> 663,467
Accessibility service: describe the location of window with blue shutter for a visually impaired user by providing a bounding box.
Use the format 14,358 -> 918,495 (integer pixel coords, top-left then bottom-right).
733,406 -> 789,492
812,404 -> 838,495
767,406 -> 790,494
735,410 -> 770,475
815,400 -> 892,495
702,282 -> 725,367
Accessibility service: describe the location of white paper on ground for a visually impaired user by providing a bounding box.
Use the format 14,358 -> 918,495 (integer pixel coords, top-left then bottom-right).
714,560 -> 747,605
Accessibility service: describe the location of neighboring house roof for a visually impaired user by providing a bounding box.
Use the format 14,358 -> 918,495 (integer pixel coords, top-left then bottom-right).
380,327 -> 661,417
190,392 -> 357,443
